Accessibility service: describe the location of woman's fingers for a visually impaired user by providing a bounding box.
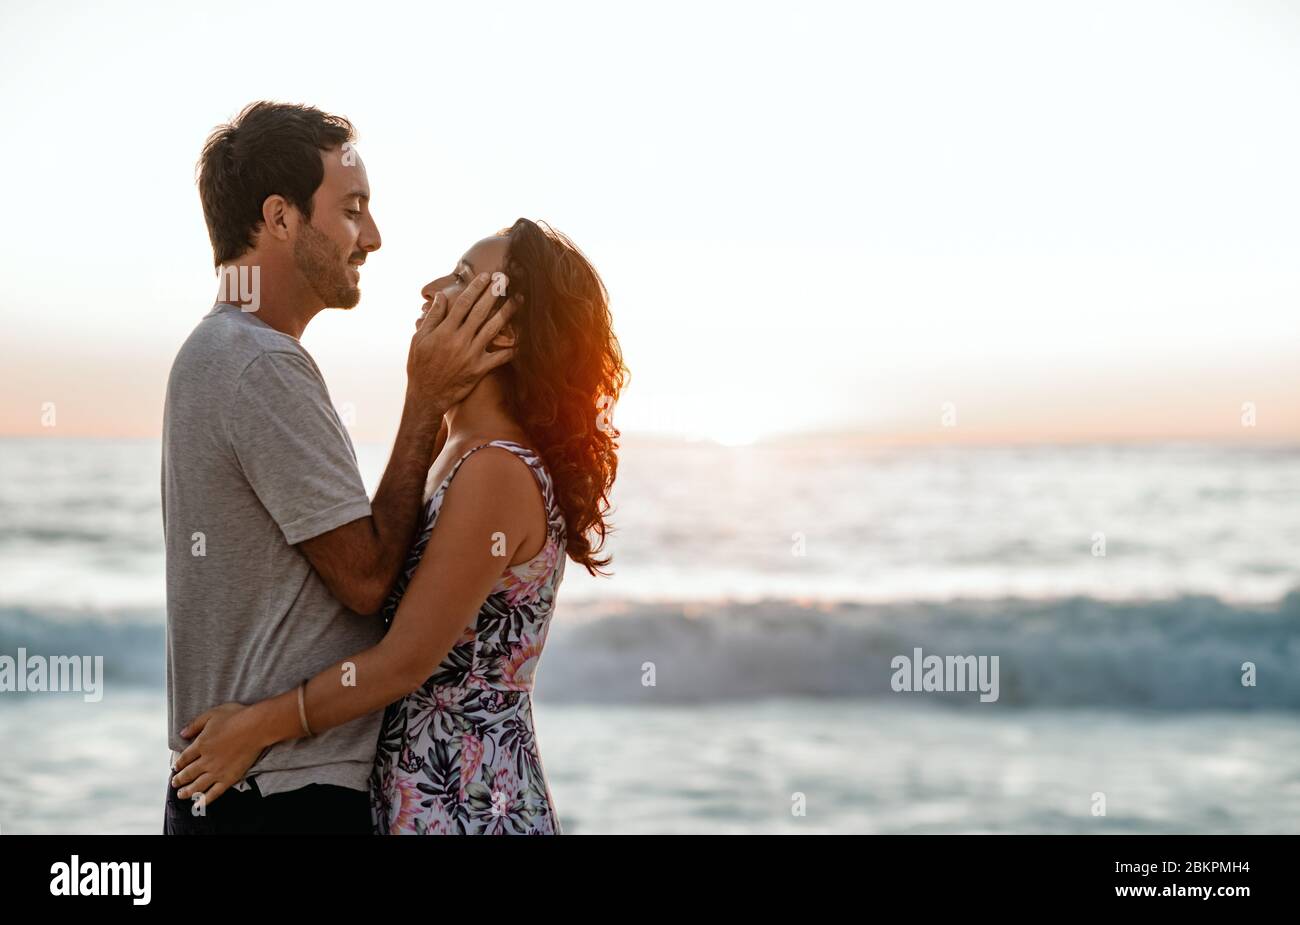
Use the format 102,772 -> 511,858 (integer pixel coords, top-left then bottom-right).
172,758 -> 203,787
177,772 -> 214,801
179,710 -> 211,740
173,740 -> 202,772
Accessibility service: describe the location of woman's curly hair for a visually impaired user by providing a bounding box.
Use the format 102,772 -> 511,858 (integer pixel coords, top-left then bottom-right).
497,219 -> 628,576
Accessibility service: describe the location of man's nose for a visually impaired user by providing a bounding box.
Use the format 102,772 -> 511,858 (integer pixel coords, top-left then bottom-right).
359,214 -> 382,253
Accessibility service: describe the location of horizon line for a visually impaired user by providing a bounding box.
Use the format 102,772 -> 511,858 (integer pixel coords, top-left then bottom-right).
4,430 -> 1297,450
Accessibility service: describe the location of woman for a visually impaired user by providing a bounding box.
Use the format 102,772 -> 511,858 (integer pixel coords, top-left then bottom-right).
170,218 -> 626,834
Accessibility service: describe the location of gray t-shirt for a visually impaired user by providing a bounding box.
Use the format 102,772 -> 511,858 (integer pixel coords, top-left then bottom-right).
162,302 -> 384,795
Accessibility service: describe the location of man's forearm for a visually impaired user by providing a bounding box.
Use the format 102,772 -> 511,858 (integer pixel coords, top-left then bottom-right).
365,391 -> 444,595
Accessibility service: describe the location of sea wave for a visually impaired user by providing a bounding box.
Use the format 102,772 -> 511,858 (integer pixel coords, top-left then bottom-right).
1,591 -> 1297,709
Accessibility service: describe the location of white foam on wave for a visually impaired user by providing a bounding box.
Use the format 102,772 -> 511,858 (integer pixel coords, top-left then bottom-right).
3,591 -> 1297,709
533,592 -> 1300,708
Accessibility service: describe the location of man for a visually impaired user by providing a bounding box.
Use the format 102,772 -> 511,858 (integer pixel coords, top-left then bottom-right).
161,101 -> 511,834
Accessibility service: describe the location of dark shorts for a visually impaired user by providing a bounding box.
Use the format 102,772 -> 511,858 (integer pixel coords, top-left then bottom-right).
163,776 -> 374,835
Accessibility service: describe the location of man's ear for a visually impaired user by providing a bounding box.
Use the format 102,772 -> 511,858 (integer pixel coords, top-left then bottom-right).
261,194 -> 296,243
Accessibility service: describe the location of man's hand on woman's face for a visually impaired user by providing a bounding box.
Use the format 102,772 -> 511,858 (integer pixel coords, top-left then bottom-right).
407,272 -> 516,416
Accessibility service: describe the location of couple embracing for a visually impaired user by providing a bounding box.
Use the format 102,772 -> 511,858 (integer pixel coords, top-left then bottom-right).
162,101 -> 625,834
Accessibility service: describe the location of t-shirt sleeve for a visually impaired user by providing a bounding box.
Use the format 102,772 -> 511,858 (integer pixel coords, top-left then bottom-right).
226,350 -> 373,545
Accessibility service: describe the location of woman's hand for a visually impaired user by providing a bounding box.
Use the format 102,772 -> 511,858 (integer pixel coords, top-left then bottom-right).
171,702 -> 267,806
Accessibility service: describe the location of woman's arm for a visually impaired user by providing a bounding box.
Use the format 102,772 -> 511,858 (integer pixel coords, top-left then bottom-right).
172,445 -> 544,805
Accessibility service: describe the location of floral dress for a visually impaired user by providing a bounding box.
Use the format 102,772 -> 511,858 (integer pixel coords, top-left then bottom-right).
369,440 -> 566,835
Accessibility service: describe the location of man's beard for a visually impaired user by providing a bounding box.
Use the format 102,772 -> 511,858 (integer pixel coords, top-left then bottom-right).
294,221 -> 360,309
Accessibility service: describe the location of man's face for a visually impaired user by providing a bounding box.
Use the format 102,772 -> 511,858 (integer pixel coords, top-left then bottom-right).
293,145 -> 381,309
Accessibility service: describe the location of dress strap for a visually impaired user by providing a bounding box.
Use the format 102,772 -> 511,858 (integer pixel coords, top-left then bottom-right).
434,440 -> 555,517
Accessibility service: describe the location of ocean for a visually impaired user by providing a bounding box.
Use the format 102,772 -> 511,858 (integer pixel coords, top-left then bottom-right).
1,436 -> 1297,833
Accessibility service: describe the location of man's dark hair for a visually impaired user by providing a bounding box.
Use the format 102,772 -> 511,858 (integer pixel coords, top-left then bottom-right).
197,101 -> 355,267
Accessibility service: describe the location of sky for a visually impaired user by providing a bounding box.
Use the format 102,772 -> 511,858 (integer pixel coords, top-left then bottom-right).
1,0 -> 1297,445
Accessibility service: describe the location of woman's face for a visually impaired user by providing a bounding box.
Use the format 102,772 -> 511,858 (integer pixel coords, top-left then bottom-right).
418,235 -> 512,331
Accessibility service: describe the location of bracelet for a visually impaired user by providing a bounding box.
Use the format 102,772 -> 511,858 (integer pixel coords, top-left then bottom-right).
297,679 -> 314,737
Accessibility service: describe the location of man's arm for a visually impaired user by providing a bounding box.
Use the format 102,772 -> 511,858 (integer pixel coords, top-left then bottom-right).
299,272 -> 514,614
297,400 -> 441,613
170,447 -> 542,806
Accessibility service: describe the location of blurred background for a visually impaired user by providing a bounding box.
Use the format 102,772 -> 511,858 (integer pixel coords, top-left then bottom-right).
1,0 -> 1298,833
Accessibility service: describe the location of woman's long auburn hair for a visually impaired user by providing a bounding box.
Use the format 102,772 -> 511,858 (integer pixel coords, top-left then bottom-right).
497,219 -> 627,576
